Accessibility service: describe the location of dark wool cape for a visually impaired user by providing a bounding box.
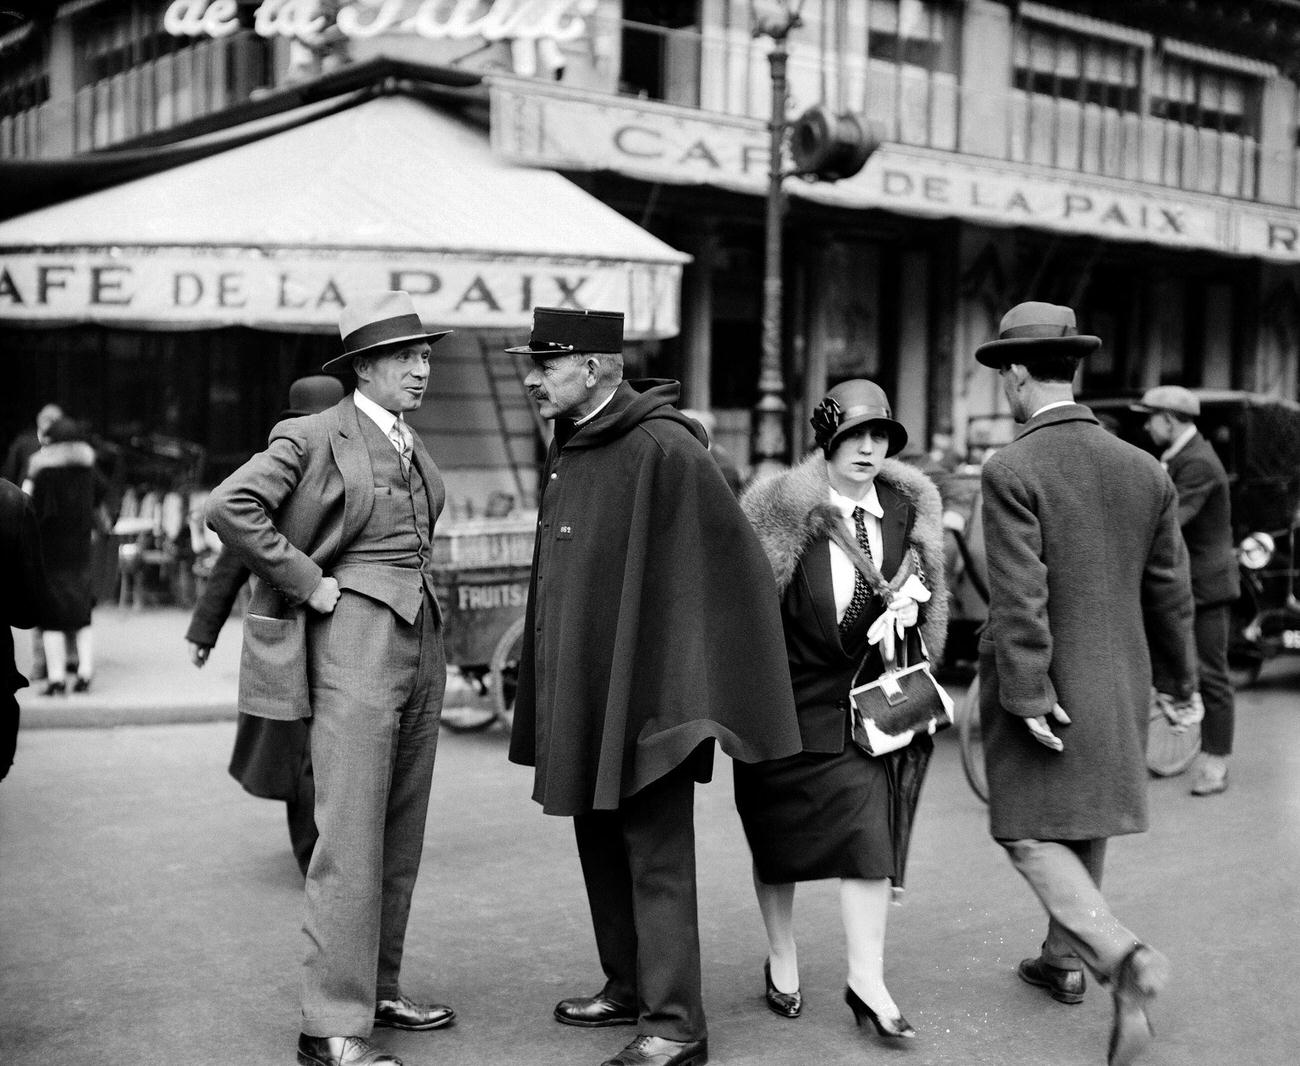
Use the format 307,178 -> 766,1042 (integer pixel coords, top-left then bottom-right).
508,379 -> 803,816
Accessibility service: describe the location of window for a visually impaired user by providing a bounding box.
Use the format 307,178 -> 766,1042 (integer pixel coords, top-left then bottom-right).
868,0 -> 959,74
1013,23 -> 1141,113
1151,56 -> 1257,136
0,31 -> 49,120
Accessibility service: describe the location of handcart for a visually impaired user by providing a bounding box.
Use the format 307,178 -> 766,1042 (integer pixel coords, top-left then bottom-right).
433,515 -> 536,732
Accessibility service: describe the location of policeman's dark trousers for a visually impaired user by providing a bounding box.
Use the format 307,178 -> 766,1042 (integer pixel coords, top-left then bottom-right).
573,765 -> 706,1042
301,591 -> 445,1037
1000,838 -> 1139,980
1196,602 -> 1235,756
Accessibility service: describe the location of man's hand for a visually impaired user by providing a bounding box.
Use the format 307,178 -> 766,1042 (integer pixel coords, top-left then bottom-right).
187,642 -> 211,668
1157,691 -> 1204,734
308,576 -> 341,614
1025,703 -> 1071,752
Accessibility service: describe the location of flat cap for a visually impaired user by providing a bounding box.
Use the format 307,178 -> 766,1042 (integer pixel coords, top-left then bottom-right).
1130,385 -> 1200,418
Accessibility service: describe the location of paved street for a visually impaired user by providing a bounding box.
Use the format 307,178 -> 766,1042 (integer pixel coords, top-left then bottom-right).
2,620 -> 1299,1066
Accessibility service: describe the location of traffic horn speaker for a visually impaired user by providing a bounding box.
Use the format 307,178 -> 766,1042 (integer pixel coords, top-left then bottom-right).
790,106 -> 881,182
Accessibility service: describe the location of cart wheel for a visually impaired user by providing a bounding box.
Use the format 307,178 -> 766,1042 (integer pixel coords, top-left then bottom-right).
1146,695 -> 1201,777
489,616 -> 526,729
957,676 -> 988,804
441,668 -> 499,733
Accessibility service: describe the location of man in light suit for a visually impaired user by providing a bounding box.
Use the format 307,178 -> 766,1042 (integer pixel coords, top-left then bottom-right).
207,292 -> 455,1066
975,303 -> 1197,1066
1134,385 -> 1239,796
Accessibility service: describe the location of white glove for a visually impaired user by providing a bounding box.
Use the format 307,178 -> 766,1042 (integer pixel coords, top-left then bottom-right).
867,574 -> 931,659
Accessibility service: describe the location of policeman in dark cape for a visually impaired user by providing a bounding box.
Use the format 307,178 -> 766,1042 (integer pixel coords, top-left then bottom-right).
507,307 -> 802,1066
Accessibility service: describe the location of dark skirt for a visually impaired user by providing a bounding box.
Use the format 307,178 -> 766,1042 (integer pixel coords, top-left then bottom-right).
733,739 -> 895,884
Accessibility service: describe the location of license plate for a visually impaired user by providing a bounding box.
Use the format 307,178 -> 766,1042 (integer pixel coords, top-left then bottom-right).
1282,629 -> 1300,650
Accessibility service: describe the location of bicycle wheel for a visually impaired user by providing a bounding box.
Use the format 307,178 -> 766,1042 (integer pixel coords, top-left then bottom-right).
489,615 -> 526,729
1146,694 -> 1200,777
957,676 -> 989,803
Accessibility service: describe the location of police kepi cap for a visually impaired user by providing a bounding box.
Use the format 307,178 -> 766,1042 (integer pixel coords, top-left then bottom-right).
1130,384 -> 1201,418
974,301 -> 1102,368
323,290 -> 452,372
811,379 -> 908,457
505,307 -> 624,357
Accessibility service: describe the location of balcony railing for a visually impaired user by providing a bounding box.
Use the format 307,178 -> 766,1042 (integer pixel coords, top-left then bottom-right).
72,29 -> 271,152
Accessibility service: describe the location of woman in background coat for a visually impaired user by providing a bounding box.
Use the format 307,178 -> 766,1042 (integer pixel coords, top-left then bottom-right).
736,379 -> 946,1042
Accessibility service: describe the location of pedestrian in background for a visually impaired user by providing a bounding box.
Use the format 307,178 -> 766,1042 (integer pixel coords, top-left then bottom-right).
735,379 -> 947,1041
23,417 -> 106,696
5,402 -> 64,682
680,407 -> 745,495
207,291 -> 456,1066
507,306 -> 801,1066
1,475 -> 59,781
1134,385 -> 1238,796
185,375 -> 345,877
975,303 -> 1197,1066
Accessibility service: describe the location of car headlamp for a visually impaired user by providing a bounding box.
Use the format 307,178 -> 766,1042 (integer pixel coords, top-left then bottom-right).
1237,532 -> 1275,571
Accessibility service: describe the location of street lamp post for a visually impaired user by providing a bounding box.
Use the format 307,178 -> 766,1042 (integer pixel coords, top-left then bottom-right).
750,1 -> 804,478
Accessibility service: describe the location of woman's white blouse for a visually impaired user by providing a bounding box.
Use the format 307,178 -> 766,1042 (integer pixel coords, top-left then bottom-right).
827,484 -> 885,622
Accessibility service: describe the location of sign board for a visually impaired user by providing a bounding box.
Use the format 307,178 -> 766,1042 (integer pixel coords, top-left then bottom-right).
490,82 -> 1300,263
0,247 -> 682,338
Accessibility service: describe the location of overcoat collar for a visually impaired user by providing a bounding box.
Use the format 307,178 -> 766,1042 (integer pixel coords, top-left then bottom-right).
1014,402 -> 1099,441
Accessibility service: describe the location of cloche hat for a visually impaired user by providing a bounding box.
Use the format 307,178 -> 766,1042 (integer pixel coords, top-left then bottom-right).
811,379 -> 908,457
282,375 -> 345,419
974,301 -> 1101,368
323,290 -> 452,372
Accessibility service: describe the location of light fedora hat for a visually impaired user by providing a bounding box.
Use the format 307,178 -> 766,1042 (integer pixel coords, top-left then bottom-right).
323,290 -> 452,372
974,301 -> 1101,368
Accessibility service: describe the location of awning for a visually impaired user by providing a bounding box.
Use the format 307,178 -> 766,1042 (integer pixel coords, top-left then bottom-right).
0,91 -> 690,339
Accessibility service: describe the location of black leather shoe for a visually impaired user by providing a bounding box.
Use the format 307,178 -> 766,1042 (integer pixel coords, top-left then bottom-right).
600,1034 -> 709,1066
1018,956 -> 1086,1004
763,959 -> 802,1018
374,993 -> 455,1031
296,1034 -> 402,1066
554,992 -> 637,1028
1108,944 -> 1170,1066
844,985 -> 916,1039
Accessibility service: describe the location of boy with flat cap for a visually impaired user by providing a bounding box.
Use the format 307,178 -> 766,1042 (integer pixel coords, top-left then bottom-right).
507,307 -> 802,1066
208,292 -> 456,1066
974,302 -> 1197,1066
1133,385 -> 1237,796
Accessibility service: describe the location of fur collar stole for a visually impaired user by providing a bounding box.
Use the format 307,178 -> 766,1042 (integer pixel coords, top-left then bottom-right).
742,454 -> 948,659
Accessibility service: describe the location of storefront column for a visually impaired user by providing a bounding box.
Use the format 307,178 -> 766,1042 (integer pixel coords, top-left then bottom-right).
682,224 -> 718,410
894,248 -> 930,450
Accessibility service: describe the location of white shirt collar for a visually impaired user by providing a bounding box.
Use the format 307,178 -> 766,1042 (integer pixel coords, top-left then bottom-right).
353,389 -> 399,437
575,386 -> 619,426
1031,399 -> 1075,419
829,482 -> 883,520
1162,424 -> 1198,463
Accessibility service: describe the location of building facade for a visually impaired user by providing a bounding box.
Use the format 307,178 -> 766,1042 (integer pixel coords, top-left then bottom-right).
4,0 -> 1300,488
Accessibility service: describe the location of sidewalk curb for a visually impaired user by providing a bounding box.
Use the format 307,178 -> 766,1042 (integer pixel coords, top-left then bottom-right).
18,700 -> 239,730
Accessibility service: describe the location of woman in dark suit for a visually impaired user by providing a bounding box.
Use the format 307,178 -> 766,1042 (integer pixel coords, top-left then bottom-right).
736,379 -> 947,1040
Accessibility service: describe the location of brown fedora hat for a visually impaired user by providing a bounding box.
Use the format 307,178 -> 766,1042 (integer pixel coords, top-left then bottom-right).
323,290 -> 452,372
974,301 -> 1101,368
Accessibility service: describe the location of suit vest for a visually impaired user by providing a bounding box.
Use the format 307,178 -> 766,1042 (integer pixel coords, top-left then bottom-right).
332,413 -> 437,624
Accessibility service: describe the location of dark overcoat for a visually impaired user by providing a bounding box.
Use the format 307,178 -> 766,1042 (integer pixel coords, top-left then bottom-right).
206,397 -> 445,720
508,379 -> 803,816
1166,431 -> 1240,607
979,404 -> 1197,841
26,441 -> 102,630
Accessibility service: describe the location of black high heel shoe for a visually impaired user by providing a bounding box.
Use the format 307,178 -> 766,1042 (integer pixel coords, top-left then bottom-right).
764,960 -> 802,1018
844,985 -> 916,1039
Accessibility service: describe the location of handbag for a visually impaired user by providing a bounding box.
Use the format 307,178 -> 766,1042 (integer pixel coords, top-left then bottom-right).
849,640 -> 954,757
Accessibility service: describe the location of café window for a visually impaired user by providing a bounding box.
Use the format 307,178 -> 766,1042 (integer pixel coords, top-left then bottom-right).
0,32 -> 49,119
868,0 -> 959,75
1151,56 -> 1259,137
1012,21 -> 1142,113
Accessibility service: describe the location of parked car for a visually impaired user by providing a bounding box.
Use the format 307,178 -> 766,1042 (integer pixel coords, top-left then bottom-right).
1084,389 -> 1300,687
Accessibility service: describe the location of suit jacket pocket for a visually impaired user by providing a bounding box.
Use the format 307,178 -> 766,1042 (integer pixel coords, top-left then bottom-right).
239,611 -> 311,720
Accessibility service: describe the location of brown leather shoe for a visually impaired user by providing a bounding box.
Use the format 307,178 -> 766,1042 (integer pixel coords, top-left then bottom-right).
297,1034 -> 402,1066
600,1034 -> 708,1066
1108,944 -> 1170,1066
554,992 -> 637,1028
1017,956 -> 1086,1004
374,993 -> 456,1031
